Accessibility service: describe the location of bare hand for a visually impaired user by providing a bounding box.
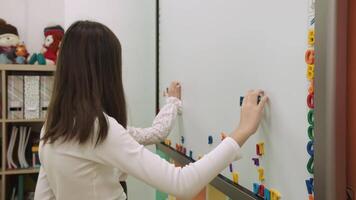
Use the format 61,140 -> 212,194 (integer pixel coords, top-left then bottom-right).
230,90 -> 268,146
165,81 -> 181,99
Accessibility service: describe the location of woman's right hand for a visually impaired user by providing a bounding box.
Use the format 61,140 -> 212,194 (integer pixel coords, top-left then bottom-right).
230,90 -> 268,146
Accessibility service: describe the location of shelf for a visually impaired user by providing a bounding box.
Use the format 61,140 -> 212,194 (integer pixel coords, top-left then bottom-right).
3,168 -> 40,175
0,63 -> 51,200
0,64 -> 55,72
4,119 -> 46,123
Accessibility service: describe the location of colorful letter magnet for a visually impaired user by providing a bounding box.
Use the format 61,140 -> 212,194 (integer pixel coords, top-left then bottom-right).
264,188 -> 271,200
259,184 -> 265,197
257,142 -> 265,156
232,172 -> 239,184
258,167 -> 265,181
252,158 -> 260,166
208,135 -> 213,144
270,189 -> 281,200
253,183 -> 260,194
305,178 -> 314,194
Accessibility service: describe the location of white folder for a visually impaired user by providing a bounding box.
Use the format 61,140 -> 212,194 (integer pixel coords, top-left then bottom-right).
7,127 -> 18,169
17,126 -> 30,168
24,76 -> 40,119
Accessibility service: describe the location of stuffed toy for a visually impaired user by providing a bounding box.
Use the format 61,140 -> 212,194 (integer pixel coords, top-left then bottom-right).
0,19 -> 20,64
29,25 -> 64,65
15,43 -> 29,64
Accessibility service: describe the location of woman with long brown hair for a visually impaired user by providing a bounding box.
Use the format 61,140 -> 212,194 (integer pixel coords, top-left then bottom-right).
34,20 -> 268,200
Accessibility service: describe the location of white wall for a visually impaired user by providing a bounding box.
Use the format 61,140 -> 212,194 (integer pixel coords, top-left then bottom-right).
1,1 -> 156,199
0,0 -> 64,53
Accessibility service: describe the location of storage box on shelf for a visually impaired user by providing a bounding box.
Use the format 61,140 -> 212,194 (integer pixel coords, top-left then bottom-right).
0,64 -> 55,200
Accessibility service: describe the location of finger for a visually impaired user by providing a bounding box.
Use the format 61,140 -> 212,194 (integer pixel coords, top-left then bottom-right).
250,89 -> 264,104
171,81 -> 179,87
173,82 -> 180,91
251,89 -> 264,98
174,83 -> 180,93
177,84 -> 182,99
244,90 -> 254,105
220,132 -> 227,140
258,96 -> 269,110
247,90 -> 254,95
255,89 -> 264,96
242,96 -> 248,107
242,93 -> 250,107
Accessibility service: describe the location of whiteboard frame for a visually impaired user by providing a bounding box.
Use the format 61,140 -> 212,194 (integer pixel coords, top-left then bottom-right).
314,0 -> 348,199
155,0 -> 160,114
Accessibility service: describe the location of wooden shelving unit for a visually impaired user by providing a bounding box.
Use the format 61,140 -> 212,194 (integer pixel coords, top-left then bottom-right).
0,64 -> 55,199
3,168 -> 40,175
4,119 -> 46,123
0,65 -> 55,72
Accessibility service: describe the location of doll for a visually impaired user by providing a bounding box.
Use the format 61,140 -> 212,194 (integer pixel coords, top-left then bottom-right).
29,25 -> 64,65
15,43 -> 29,64
0,19 -> 20,64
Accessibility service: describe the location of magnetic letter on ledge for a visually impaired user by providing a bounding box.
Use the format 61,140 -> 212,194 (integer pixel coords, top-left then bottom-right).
270,189 -> 281,200
232,172 -> 238,184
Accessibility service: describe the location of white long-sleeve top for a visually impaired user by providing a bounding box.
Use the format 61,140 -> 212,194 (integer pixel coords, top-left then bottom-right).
126,97 -> 182,146
34,98 -> 242,200
119,97 -> 182,181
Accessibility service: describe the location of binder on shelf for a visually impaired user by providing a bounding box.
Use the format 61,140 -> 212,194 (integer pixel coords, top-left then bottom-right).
7,126 -> 33,169
7,127 -> 18,169
24,76 -> 40,119
18,126 -> 31,168
18,127 -> 24,168
32,145 -> 40,168
11,187 -> 16,200
18,175 -> 24,200
40,76 -> 54,118
8,76 -> 24,119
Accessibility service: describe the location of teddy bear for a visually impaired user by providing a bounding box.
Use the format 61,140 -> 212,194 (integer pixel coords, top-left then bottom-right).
29,25 -> 64,65
0,18 -> 21,64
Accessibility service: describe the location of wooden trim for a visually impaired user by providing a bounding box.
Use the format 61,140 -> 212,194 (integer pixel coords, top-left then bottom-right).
1,71 -> 5,171
1,70 -> 6,200
1,176 -> 5,200
3,168 -> 40,175
314,0 -> 348,199
0,71 -> 6,200
4,119 -> 45,123
347,0 -> 356,198
0,64 -> 55,72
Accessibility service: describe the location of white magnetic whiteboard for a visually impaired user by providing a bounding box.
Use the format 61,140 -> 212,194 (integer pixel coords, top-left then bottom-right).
159,1 -> 311,199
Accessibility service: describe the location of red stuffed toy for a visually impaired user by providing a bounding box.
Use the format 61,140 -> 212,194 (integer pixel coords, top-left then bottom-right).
29,25 -> 64,65
42,25 -> 64,64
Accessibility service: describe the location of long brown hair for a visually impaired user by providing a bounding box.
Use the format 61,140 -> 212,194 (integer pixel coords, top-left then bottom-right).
42,21 -> 127,145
